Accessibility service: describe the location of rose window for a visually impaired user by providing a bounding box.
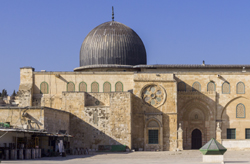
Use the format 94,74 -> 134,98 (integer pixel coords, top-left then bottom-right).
141,85 -> 166,107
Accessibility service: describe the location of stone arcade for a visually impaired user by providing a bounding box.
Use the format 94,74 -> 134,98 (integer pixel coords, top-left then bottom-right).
2,18 -> 250,152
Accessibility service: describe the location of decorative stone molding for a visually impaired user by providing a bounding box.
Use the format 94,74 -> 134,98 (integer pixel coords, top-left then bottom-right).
178,91 -> 216,95
141,84 -> 166,108
216,122 -> 222,144
177,123 -> 183,150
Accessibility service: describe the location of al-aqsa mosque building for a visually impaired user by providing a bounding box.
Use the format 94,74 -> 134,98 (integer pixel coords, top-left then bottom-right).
1,11 -> 250,154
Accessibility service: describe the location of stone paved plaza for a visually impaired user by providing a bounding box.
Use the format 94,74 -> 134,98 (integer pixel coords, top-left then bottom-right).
2,150 -> 250,164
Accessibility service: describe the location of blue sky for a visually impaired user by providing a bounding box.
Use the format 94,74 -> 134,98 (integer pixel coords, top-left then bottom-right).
1,0 -> 250,94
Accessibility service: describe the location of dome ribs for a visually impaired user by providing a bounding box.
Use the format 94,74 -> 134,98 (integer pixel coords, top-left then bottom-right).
80,21 -> 147,66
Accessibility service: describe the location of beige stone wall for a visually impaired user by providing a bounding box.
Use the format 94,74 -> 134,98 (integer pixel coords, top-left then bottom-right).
0,107 -> 44,130
177,91 -> 216,149
0,107 -> 69,134
18,67 -> 34,107
44,108 -> 70,134
175,72 -> 250,146
31,71 -> 133,109
222,140 -> 250,150
221,97 -> 250,139
33,72 -> 134,94
16,66 -> 250,150
132,73 -> 177,151
62,92 -> 132,149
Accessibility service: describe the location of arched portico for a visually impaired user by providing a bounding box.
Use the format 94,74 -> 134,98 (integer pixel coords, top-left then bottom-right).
178,98 -> 214,149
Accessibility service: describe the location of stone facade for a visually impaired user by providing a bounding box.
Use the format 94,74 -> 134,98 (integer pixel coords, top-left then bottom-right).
62,92 -> 132,149
0,107 -> 70,133
14,66 -> 250,151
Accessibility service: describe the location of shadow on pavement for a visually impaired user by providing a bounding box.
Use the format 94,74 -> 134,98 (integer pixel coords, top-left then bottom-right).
225,161 -> 249,163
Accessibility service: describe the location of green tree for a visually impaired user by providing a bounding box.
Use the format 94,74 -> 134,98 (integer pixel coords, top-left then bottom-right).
1,89 -> 8,97
11,90 -> 16,97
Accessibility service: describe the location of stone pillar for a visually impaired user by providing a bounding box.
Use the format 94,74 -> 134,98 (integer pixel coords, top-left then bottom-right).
35,149 -> 38,158
18,67 -> 34,107
216,122 -> 222,144
19,149 -> 23,160
177,123 -> 183,150
4,149 -> 9,160
160,127 -> 163,151
25,149 -> 31,159
10,149 -> 17,160
38,149 -> 41,158
31,149 -> 36,159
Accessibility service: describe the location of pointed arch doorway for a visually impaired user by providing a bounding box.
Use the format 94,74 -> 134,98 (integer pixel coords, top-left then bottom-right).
191,129 -> 202,149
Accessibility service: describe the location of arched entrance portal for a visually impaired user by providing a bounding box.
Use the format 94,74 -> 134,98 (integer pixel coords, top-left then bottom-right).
191,129 -> 202,149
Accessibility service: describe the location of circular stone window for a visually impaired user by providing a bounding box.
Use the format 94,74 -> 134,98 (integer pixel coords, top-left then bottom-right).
141,85 -> 166,107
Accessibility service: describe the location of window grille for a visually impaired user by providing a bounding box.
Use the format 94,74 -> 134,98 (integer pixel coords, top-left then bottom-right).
67,82 -> 75,92
148,130 -> 158,144
246,129 -> 250,139
207,82 -> 215,92
40,82 -> 48,94
103,82 -> 111,92
192,82 -> 201,91
91,82 -> 99,92
79,82 -> 87,92
236,103 -> 245,118
115,82 -> 123,92
237,82 -> 245,94
178,82 -> 186,91
222,82 -> 230,94
227,129 -> 236,139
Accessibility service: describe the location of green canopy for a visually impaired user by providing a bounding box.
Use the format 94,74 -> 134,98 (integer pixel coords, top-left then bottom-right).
199,138 -> 227,155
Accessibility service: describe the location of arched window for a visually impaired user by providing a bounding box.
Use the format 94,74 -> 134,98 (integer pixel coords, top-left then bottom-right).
103,82 -> 111,92
67,82 -> 75,92
79,82 -> 87,92
178,82 -> 186,91
148,120 -> 159,128
147,120 -> 159,144
40,82 -> 48,94
115,81 -> 123,92
236,103 -> 245,118
222,82 -> 230,94
192,82 -> 201,92
91,82 -> 99,92
207,81 -> 215,92
237,82 -> 245,94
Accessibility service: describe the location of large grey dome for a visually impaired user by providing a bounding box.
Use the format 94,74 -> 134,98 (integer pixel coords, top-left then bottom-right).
80,21 -> 147,66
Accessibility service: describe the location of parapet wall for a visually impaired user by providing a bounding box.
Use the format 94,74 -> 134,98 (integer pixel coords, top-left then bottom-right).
222,140 -> 250,150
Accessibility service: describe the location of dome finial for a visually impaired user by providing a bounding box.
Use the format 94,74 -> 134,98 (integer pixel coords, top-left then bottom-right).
112,6 -> 114,21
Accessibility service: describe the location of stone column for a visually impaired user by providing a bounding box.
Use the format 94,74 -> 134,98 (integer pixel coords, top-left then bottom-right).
177,123 -> 183,150
160,126 -> 163,151
216,122 -> 222,144
25,149 -> 31,159
38,149 -> 41,158
35,149 -> 38,158
31,149 -> 36,159
4,149 -> 9,160
19,149 -> 23,160
10,149 -> 17,160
